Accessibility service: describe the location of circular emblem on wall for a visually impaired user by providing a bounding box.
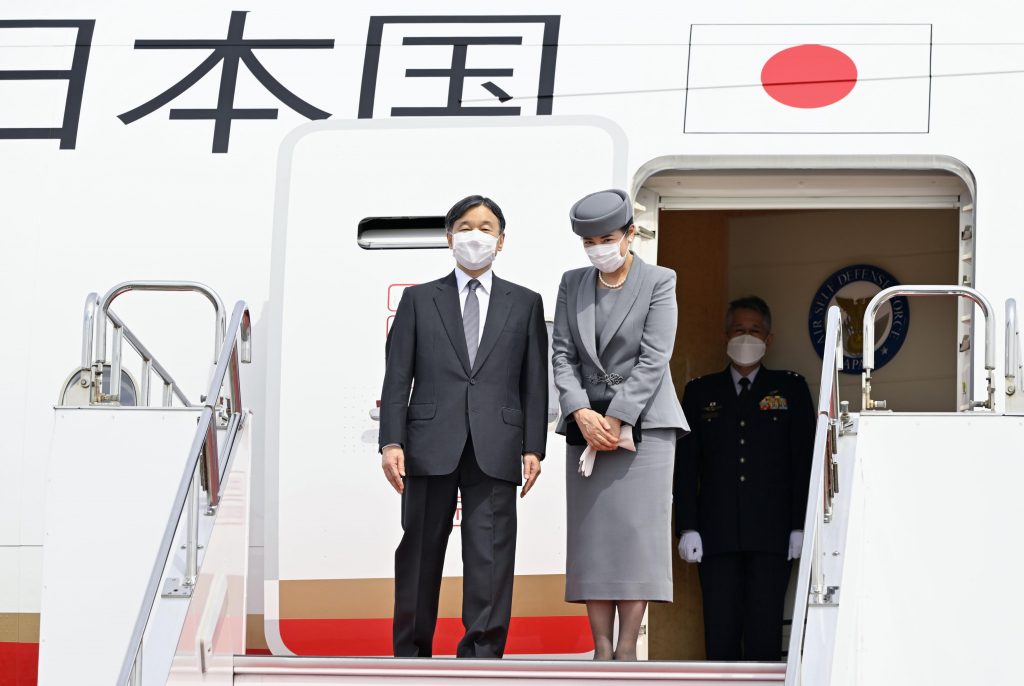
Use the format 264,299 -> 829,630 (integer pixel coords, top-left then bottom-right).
808,264 -> 910,374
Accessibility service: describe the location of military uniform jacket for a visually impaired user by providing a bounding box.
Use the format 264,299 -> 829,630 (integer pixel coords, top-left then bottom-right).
674,366 -> 814,556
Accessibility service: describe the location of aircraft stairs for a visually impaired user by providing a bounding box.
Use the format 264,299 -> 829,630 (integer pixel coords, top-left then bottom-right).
34,283 -> 1024,685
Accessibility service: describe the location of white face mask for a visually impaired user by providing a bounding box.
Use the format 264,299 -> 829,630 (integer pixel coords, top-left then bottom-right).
585,234 -> 629,273
451,230 -> 499,271
727,334 -> 767,367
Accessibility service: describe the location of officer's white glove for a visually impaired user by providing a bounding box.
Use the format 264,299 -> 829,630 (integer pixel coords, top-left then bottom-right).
678,530 -> 703,563
788,530 -> 804,561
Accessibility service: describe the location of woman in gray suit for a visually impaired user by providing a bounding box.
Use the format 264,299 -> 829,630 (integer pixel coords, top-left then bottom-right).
552,189 -> 689,660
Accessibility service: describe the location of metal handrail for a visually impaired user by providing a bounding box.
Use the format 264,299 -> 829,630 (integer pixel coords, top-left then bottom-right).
81,292 -> 192,406
863,285 -> 994,371
862,285 -> 996,411
115,299 -> 250,686
1006,299 -> 1019,397
94,281 -> 227,404
785,305 -> 843,686
97,280 -> 226,361
81,293 -> 98,371
110,310 -> 192,406
197,301 -> 252,505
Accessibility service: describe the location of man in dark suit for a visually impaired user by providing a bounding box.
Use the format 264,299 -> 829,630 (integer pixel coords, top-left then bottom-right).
674,296 -> 814,661
379,195 -> 548,659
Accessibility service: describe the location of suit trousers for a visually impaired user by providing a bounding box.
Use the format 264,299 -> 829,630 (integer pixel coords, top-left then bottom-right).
698,552 -> 791,661
393,438 -> 517,658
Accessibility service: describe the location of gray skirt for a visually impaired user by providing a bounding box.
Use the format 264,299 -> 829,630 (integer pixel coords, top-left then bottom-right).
564,428 -> 676,603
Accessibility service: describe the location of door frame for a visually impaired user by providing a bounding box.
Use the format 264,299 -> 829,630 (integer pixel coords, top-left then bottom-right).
630,155 -> 978,410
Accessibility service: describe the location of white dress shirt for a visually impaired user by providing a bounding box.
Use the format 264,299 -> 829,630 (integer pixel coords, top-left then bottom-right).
730,365 -> 761,395
454,266 -> 492,345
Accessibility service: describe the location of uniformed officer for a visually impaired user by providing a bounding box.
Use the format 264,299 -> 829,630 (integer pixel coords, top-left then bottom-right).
673,296 -> 814,662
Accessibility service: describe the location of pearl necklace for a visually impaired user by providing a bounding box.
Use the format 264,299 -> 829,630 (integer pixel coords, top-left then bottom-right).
598,269 -> 627,289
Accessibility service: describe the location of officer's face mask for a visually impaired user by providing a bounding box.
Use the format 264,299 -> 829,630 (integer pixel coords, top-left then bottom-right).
451,229 -> 499,271
727,334 -> 767,366
585,233 -> 629,273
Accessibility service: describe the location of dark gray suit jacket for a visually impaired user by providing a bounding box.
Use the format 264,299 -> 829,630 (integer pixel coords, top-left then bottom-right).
378,271 -> 548,484
552,255 -> 688,433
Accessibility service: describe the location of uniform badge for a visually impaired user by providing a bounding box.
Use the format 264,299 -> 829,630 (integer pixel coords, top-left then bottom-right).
701,401 -> 720,421
759,393 -> 788,411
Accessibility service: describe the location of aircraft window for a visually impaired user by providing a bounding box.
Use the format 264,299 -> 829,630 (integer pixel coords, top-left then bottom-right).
357,216 -> 447,249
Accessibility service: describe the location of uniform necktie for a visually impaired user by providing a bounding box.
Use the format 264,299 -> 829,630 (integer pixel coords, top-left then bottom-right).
464,279 -> 480,367
739,376 -> 751,399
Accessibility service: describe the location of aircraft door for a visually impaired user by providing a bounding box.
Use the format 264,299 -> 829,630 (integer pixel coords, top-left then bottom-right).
263,117 -> 626,656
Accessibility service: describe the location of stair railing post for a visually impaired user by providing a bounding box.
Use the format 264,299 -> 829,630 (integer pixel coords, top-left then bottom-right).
184,464 -> 199,587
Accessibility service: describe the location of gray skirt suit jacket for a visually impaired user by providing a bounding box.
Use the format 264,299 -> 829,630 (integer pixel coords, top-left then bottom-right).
551,255 -> 689,602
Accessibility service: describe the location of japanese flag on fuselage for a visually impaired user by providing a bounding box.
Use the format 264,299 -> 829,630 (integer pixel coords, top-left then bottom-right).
684,24 -> 932,133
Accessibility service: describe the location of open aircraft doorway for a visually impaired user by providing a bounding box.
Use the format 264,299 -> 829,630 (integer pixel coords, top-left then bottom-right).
632,158 -> 976,660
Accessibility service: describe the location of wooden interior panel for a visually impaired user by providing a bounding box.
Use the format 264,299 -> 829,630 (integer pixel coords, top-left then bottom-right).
648,210 -> 729,660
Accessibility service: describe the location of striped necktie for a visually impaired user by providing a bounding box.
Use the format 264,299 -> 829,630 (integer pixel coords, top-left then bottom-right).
463,279 -> 480,367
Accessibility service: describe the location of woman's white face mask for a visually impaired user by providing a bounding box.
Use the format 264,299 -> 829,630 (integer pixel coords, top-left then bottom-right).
585,233 -> 629,273
451,229 -> 499,270
727,334 -> 767,367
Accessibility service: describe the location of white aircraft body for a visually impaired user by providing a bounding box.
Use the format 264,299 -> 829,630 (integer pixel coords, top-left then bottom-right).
2,2 -> 1023,685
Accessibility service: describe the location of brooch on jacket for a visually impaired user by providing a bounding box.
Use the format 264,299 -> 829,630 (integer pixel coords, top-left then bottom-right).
759,393 -> 788,411
589,372 -> 625,386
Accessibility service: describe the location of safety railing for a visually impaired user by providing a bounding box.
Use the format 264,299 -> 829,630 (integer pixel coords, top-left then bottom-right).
1007,299 -> 1020,398
115,297 -> 251,686
1003,298 -> 1024,414
86,280 -> 226,405
862,285 -> 996,412
785,305 -> 843,686
81,292 -> 191,406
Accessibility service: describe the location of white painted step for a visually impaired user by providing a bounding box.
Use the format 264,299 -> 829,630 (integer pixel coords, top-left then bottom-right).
233,657 -> 785,684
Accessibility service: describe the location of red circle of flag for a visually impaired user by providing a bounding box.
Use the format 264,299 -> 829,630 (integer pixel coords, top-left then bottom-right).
760,44 -> 858,108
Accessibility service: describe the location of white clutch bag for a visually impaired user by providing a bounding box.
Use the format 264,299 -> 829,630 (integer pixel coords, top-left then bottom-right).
578,424 -> 636,477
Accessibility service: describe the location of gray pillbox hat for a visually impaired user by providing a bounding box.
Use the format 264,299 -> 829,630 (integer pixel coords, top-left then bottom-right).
569,188 -> 633,237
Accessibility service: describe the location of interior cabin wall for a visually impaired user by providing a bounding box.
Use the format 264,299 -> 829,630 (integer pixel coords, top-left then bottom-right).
658,208 -> 960,410
648,206 -> 959,661
647,210 -> 727,660
727,208 -> 959,412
